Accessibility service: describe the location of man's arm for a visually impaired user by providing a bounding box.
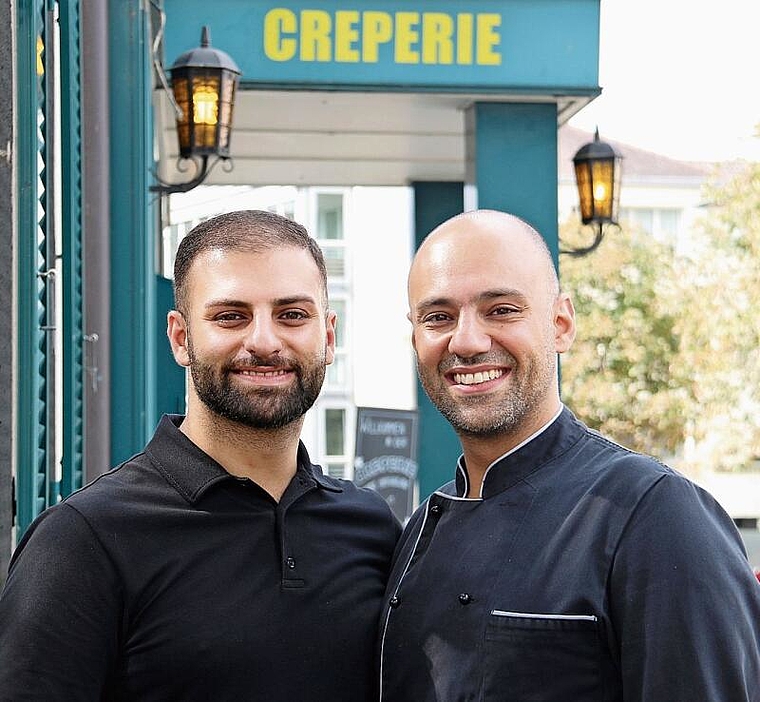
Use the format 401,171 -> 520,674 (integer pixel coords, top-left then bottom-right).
610,473 -> 760,701
0,503 -> 122,700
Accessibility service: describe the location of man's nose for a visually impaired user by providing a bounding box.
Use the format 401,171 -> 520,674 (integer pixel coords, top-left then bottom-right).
448,312 -> 491,358
243,315 -> 282,357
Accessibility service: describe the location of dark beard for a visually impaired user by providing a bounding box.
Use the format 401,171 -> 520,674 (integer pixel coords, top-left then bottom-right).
189,350 -> 326,430
416,347 -> 554,438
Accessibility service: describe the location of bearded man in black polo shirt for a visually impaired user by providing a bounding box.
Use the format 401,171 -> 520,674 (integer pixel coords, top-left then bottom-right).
0,210 -> 400,701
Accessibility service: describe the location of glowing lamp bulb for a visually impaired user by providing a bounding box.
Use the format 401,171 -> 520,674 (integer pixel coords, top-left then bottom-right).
593,182 -> 607,202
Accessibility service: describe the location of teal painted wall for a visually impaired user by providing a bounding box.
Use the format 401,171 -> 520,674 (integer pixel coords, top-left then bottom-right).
467,102 -> 559,268
108,0 -> 159,465
156,275 -> 187,417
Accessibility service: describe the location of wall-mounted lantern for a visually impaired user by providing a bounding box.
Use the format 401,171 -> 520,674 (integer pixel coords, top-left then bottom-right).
561,129 -> 623,256
151,26 -> 241,195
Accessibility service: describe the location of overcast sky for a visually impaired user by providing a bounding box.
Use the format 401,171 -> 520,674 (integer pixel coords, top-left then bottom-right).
568,0 -> 760,162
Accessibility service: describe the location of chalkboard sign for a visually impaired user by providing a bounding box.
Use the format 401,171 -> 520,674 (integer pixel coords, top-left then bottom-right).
354,408 -> 418,523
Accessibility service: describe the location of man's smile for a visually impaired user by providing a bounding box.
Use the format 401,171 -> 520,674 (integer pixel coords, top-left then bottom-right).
451,368 -> 505,386
229,366 -> 296,386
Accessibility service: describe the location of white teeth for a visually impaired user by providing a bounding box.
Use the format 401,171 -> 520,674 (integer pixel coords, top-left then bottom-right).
454,369 -> 503,385
238,369 -> 287,378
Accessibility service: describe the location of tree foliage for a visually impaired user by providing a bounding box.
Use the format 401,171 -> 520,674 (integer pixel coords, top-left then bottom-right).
560,217 -> 692,459
675,162 -> 760,472
560,159 -> 760,472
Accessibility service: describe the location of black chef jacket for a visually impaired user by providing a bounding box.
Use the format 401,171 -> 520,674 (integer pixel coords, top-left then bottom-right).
0,415 -> 401,701
379,407 -> 760,702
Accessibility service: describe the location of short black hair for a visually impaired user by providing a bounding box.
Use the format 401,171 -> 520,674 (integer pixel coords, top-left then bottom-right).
173,210 -> 328,314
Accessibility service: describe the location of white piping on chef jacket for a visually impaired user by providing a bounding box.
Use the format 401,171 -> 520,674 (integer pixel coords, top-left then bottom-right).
451,404 -> 564,500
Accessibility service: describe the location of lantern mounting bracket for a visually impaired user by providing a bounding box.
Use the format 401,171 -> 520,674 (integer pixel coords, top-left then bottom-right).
150,155 -> 226,195
560,222 -> 620,257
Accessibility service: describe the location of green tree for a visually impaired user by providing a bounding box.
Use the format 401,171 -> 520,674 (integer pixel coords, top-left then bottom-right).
674,160 -> 760,472
560,157 -> 760,473
559,216 -> 694,459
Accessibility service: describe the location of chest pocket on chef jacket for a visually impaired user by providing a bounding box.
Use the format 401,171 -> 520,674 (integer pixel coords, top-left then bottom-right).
482,610 -> 601,701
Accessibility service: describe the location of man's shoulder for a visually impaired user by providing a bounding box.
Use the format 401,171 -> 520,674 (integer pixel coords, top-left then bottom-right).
574,423 -> 675,480
61,449 -> 171,519
550,419 -> 688,511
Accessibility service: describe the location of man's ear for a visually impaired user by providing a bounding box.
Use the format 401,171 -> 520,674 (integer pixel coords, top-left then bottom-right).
324,310 -> 337,365
407,312 -> 418,355
167,310 -> 191,367
554,293 -> 576,354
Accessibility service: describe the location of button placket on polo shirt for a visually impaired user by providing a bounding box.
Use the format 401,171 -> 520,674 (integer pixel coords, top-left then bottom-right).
277,472 -> 318,589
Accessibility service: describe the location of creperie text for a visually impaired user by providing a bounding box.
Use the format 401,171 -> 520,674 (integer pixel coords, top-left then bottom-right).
263,9 -> 502,65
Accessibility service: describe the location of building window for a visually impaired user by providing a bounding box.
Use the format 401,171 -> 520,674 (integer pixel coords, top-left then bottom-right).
321,405 -> 353,479
314,191 -> 347,279
622,208 -> 654,235
657,209 -> 679,240
317,192 -> 344,239
327,296 -> 349,389
620,207 -> 681,246
325,408 -> 345,455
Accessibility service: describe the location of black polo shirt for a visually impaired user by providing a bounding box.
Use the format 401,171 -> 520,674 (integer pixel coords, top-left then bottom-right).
0,415 -> 400,701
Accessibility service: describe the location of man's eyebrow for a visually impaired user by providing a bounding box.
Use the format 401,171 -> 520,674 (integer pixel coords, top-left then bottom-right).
478,288 -> 529,305
203,298 -> 248,310
272,295 -> 320,308
415,288 -> 528,314
203,295 -> 320,310
414,296 -> 453,314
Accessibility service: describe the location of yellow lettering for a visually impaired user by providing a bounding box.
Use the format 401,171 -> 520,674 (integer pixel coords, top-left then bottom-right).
362,11 -> 393,62
335,11 -> 360,62
261,9 -> 502,69
394,12 -> 420,64
300,10 -> 332,62
422,13 -> 453,64
476,14 -> 501,65
263,8 -> 297,62
456,14 -> 473,65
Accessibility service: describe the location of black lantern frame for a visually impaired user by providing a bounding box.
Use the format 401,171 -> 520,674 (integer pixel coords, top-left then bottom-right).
151,26 -> 241,195
561,129 -> 623,256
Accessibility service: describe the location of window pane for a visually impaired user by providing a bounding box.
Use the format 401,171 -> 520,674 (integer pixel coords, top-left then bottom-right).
327,355 -> 347,387
325,408 -> 345,455
322,246 -> 345,277
658,209 -> 679,237
630,208 -> 654,233
317,193 -> 344,240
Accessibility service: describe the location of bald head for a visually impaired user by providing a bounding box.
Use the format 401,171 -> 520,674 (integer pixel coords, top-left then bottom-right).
411,210 -> 559,299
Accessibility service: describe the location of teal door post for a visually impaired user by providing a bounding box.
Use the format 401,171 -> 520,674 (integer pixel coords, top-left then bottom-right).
411,182 -> 464,501
108,0 -> 159,465
466,103 -> 560,268
155,275 -> 187,417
